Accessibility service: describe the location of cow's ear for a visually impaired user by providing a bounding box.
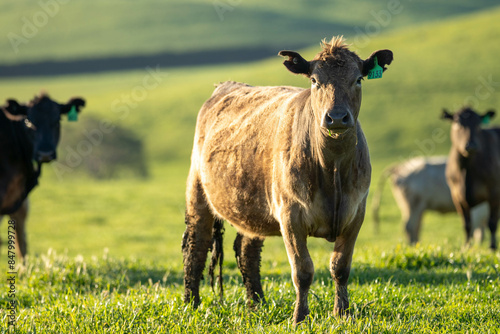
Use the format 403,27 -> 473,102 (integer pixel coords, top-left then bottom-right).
481,109 -> 496,124
61,97 -> 85,114
362,49 -> 393,77
278,51 -> 311,76
441,108 -> 454,121
4,99 -> 28,116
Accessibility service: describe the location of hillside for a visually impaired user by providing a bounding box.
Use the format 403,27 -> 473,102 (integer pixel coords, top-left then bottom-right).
1,0 -> 499,66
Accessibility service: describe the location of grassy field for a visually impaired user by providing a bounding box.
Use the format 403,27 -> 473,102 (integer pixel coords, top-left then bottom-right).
1,5 -> 500,333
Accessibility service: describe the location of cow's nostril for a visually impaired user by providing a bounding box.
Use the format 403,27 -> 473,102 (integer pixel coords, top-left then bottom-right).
342,114 -> 350,125
326,113 -> 334,125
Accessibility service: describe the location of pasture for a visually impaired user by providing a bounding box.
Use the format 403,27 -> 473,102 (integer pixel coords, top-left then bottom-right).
1,4 -> 500,333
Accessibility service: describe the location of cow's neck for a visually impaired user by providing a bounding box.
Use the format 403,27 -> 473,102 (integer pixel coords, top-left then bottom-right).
317,124 -> 359,242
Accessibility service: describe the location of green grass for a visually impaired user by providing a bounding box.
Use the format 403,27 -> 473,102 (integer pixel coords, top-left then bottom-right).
1,6 -> 500,333
1,245 -> 499,333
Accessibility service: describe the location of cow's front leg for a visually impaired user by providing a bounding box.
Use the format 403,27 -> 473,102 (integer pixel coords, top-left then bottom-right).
455,201 -> 473,246
487,202 -> 499,250
10,199 -> 29,260
280,206 -> 314,325
330,210 -> 364,316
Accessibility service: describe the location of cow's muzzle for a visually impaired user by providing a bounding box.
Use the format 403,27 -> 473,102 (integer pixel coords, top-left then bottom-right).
321,110 -> 354,133
37,150 -> 56,163
465,141 -> 478,154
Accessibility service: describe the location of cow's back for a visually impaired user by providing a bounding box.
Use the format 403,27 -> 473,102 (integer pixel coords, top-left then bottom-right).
194,81 -> 303,143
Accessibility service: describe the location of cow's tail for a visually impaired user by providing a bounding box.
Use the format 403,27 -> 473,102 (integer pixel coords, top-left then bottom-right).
371,165 -> 396,233
208,218 -> 224,300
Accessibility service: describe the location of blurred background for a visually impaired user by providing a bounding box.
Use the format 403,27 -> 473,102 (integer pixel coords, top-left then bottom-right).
1,0 -> 500,262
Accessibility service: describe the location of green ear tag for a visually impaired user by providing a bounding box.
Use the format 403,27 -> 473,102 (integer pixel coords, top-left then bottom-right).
367,57 -> 383,80
481,115 -> 491,125
67,105 -> 78,122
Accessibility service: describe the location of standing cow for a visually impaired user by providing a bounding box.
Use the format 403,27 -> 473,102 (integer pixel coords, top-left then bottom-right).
0,94 -> 85,259
182,37 -> 393,324
372,156 -> 488,243
443,107 -> 499,250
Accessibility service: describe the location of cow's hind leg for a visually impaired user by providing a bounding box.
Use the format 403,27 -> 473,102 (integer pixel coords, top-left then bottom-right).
233,232 -> 265,306
182,177 -> 215,307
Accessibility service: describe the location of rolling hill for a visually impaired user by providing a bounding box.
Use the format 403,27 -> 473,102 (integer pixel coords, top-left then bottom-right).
0,0 -> 499,66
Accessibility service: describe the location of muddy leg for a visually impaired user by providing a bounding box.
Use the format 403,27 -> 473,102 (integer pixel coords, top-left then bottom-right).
10,199 -> 28,260
233,232 -> 265,306
182,178 -> 215,307
280,206 -> 314,325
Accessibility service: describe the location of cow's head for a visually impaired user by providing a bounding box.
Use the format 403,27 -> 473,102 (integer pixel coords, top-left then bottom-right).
279,36 -> 393,138
442,107 -> 495,157
4,95 -> 85,163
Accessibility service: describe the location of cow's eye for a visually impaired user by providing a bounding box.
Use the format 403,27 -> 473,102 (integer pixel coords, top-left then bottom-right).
311,77 -> 318,86
356,77 -> 363,86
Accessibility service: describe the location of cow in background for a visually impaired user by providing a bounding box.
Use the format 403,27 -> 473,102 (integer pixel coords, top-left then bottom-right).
372,156 -> 488,244
0,94 -> 85,259
443,107 -> 500,250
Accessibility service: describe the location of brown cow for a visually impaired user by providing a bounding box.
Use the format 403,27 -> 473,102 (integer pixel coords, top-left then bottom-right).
442,107 -> 499,249
182,37 -> 393,324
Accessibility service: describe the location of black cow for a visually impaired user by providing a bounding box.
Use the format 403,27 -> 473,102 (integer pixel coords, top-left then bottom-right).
0,94 -> 85,259
442,107 -> 499,249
